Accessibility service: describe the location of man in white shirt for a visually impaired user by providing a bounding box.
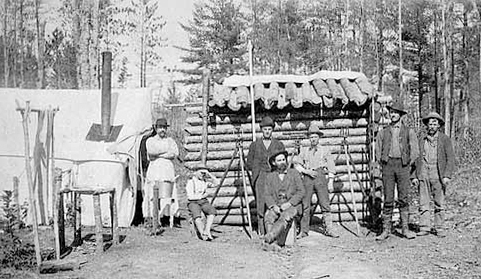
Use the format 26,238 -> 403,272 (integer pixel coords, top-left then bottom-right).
143,118 -> 179,219
186,167 -> 219,241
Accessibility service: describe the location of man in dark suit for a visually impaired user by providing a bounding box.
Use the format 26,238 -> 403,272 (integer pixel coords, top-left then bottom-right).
246,116 -> 285,235
263,148 -> 305,245
413,112 -> 455,238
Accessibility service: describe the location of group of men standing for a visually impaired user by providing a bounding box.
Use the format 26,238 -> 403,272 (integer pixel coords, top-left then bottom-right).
144,100 -> 455,245
246,100 -> 455,246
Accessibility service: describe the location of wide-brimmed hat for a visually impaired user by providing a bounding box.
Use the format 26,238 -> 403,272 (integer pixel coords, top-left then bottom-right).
155,118 -> 169,127
268,148 -> 288,166
307,125 -> 324,136
422,112 -> 445,126
387,100 -> 408,115
260,116 -> 275,128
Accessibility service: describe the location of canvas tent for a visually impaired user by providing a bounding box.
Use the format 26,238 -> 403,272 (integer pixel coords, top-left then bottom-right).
0,88 -> 154,227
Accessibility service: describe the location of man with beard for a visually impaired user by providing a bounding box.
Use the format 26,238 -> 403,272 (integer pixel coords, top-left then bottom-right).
413,112 -> 455,238
376,101 -> 419,240
263,148 -> 305,246
246,116 -> 286,235
143,118 -> 179,221
293,125 -> 338,238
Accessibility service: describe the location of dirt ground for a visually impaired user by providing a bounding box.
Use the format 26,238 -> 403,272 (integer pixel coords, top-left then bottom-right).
2,166 -> 481,279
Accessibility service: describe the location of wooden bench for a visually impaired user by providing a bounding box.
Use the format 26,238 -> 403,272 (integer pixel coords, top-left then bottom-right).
58,187 -> 119,253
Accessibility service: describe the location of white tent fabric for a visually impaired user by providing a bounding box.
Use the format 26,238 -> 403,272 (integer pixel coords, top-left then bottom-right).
0,88 -> 154,227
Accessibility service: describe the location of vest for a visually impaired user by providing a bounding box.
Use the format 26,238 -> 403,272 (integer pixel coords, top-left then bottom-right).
381,124 -> 411,166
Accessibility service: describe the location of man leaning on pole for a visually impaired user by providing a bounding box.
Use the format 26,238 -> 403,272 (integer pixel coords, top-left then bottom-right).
413,112 -> 455,238
375,101 -> 419,240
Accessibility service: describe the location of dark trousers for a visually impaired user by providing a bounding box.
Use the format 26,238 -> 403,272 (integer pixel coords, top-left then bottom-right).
382,158 -> 410,217
265,207 -> 298,243
254,170 -> 268,235
300,170 -> 330,234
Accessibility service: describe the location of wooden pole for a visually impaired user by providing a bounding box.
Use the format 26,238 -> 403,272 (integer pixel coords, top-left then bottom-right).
93,194 -> 103,253
345,146 -> 361,236
238,144 -> 253,238
53,168 -> 63,260
248,40 -> 256,142
201,68 -> 211,166
13,176 -> 20,222
17,100 -> 42,269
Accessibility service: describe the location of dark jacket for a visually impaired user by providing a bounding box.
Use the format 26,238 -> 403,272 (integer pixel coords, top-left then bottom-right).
246,138 -> 285,184
416,132 -> 455,179
376,123 -> 419,166
264,168 -> 305,209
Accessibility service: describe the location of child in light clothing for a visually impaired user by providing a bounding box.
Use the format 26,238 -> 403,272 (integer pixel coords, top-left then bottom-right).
186,168 -> 218,241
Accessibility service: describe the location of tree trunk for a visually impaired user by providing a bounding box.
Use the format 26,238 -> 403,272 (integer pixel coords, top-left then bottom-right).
73,0 -> 81,89
12,1 -> 17,87
78,0 -> 91,89
35,0 -> 45,89
398,0 -> 403,101
462,6 -> 469,131
417,7 -> 423,124
90,0 -> 100,89
360,0 -> 364,73
376,0 -> 384,92
19,0 -> 24,87
3,0 -> 9,87
434,7 -> 439,112
442,0 -> 451,136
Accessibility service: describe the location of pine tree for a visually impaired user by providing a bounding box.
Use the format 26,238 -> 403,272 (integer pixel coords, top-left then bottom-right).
179,0 -> 247,83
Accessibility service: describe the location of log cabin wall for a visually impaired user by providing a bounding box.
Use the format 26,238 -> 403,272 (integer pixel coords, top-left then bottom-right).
183,71 -> 377,225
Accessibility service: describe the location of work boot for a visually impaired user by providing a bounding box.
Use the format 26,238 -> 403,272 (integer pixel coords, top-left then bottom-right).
400,211 -> 416,239
376,216 -> 392,241
322,213 -> 339,238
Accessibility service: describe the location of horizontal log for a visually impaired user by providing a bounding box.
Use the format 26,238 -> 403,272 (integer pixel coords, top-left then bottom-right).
185,131 -> 367,144
184,149 -> 368,163
206,174 -> 369,187
186,114 -> 369,127
184,159 -> 369,173
215,203 -> 367,216
210,192 -> 365,208
214,211 -> 367,224
185,123 -> 367,136
185,104 -> 368,115
205,171 -> 370,182
184,136 -> 366,152
206,181 -> 369,197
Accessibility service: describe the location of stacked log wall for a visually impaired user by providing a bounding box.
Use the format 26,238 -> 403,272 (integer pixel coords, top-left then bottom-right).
183,104 -> 371,225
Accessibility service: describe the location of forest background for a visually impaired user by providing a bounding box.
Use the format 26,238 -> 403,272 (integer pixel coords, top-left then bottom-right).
2,0 -> 481,163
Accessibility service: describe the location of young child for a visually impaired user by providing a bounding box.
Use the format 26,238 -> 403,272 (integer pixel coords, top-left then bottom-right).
186,167 -> 218,241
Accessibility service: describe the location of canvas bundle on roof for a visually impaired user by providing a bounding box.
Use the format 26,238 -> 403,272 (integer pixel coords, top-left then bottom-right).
0,88 -> 154,227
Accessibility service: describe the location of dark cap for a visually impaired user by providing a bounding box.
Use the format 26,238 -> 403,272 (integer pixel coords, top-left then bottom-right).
260,116 -> 275,128
155,118 -> 169,127
268,148 -> 288,166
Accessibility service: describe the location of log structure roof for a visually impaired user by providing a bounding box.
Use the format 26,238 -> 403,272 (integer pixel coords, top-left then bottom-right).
209,71 -> 374,111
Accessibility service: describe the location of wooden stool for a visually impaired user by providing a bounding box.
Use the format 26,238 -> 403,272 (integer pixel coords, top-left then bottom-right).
58,187 -> 119,253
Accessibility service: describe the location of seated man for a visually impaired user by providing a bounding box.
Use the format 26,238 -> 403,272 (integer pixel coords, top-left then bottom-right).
186,166 -> 218,241
263,149 -> 305,245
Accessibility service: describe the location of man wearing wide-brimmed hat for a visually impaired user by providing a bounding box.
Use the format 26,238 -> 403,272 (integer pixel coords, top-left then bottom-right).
246,116 -> 286,235
375,100 -> 419,240
293,124 -> 338,238
263,147 -> 305,246
143,118 -> 179,219
412,112 -> 455,238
